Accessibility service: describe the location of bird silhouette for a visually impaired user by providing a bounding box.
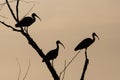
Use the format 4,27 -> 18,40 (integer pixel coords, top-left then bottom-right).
74,32 -> 99,58
42,40 -> 65,66
15,13 -> 41,33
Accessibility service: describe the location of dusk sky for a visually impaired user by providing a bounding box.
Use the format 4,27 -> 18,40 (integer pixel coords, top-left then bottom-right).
0,0 -> 120,80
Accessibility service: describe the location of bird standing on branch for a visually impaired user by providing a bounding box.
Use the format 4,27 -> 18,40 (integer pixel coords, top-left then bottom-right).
74,32 -> 99,59
42,40 -> 65,66
15,13 -> 41,33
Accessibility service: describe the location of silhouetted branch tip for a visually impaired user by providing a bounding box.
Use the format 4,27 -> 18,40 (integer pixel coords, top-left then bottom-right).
62,60 -> 66,80
0,21 -> 22,32
16,58 -> 21,80
23,59 -> 31,80
60,51 -> 80,76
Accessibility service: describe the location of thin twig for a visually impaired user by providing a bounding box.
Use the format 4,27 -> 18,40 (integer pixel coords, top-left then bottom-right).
0,21 -> 21,32
20,0 -> 37,3
0,0 -> 35,11
0,4 -> 5,11
23,59 -> 31,80
60,51 -> 80,76
16,58 -> 21,80
0,0 -> 16,5
22,2 -> 36,19
6,0 -> 18,22
62,60 -> 66,80
0,15 -> 8,19
16,0 -> 20,21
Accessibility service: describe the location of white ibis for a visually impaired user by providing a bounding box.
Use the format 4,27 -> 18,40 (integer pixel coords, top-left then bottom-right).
15,13 -> 41,33
74,32 -> 99,58
42,40 -> 65,66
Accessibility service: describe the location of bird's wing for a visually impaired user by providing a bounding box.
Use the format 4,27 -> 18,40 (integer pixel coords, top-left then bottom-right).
74,38 -> 92,51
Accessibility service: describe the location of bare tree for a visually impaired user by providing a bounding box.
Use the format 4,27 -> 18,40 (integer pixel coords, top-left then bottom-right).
0,0 -> 98,80
0,0 -> 59,80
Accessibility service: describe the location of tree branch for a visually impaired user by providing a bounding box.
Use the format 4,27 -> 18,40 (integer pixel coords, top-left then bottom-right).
6,0 -> 18,22
16,0 -> 20,21
16,58 -> 21,80
0,21 -> 21,32
1,1 -> 60,80
23,2 -> 36,18
60,51 -> 80,76
23,59 -> 31,80
0,21 -> 60,80
16,58 -> 31,80
80,50 -> 89,80
62,60 -> 66,80
80,58 -> 89,80
20,0 -> 37,3
20,32 -> 60,80
0,0 -> 16,11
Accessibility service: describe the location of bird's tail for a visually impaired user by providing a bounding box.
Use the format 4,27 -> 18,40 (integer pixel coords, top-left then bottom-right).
74,46 -> 79,51
74,48 -> 77,51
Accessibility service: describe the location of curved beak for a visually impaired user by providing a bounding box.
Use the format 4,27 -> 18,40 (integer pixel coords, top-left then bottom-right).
59,42 -> 65,49
95,34 -> 100,40
35,14 -> 42,21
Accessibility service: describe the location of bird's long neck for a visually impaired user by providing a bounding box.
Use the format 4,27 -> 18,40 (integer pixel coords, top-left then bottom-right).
32,15 -> 36,22
56,43 -> 59,51
92,34 -> 96,42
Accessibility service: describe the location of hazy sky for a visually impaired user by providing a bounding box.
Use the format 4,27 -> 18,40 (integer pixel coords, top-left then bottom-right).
0,0 -> 120,80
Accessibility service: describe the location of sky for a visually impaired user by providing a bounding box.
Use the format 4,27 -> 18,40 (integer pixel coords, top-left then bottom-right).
0,0 -> 120,80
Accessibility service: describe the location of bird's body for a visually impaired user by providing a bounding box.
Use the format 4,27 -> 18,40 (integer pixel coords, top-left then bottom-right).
15,16 -> 35,27
74,33 -> 99,51
42,40 -> 65,65
75,38 -> 94,51
15,13 -> 41,33
44,48 -> 59,62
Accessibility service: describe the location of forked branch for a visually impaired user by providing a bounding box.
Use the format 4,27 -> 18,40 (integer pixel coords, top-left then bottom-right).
0,0 -> 60,80
0,21 -> 21,32
6,0 -> 18,22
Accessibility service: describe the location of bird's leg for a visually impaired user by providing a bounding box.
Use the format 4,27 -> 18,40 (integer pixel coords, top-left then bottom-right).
25,27 -> 28,33
23,27 -> 26,33
24,27 -> 28,33
85,49 -> 88,59
52,60 -> 54,67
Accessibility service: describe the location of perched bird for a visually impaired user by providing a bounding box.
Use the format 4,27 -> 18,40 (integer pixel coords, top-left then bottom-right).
15,13 -> 41,33
42,40 -> 65,66
74,32 -> 99,58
